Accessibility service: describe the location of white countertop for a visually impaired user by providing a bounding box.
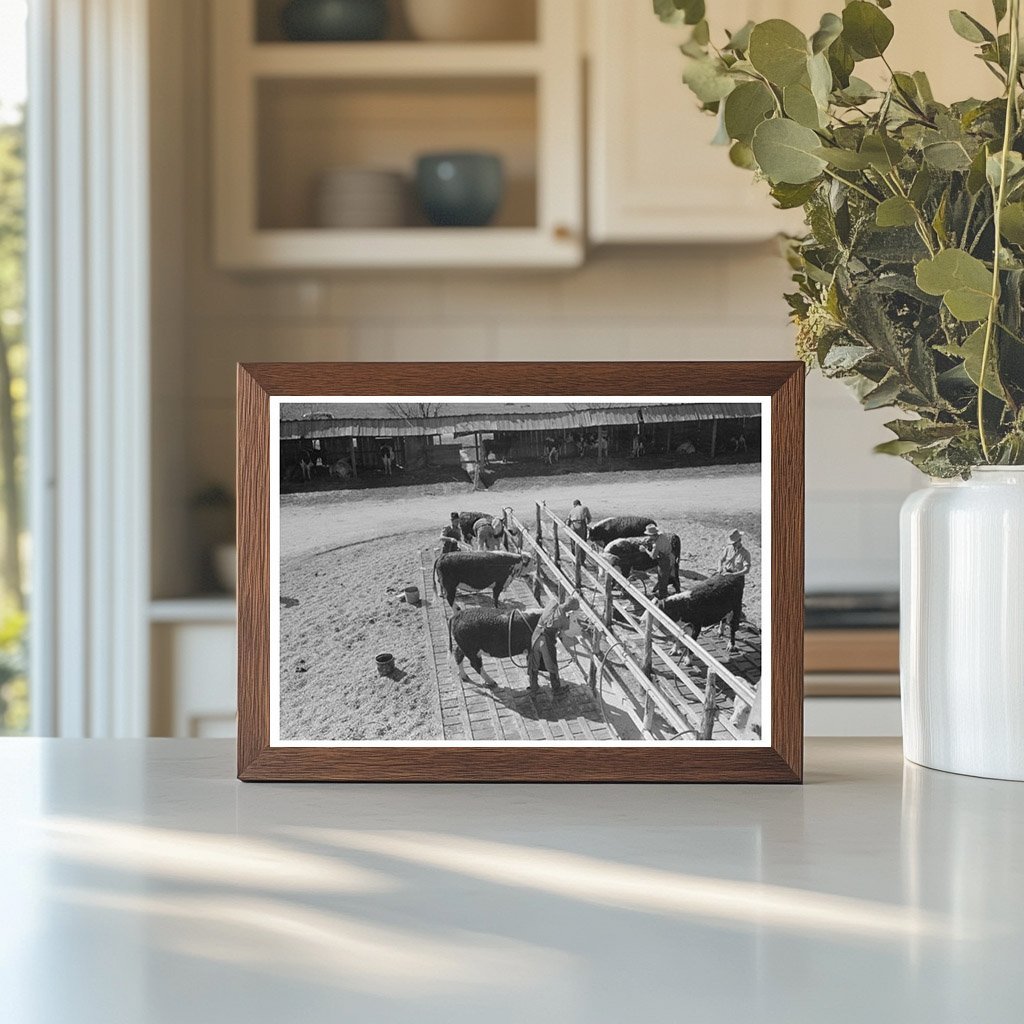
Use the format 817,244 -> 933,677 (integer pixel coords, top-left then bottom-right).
1,738 -> 1019,1023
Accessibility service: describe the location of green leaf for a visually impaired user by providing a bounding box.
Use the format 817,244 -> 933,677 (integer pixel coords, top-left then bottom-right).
939,325 -> 1006,398
751,118 -> 828,184
771,180 -> 820,209
862,374 -> 903,409
909,164 -> 933,205
810,12 -> 843,54
682,57 -> 736,104
784,80 -> 824,129
861,133 -> 904,173
923,140 -> 972,171
876,197 -> 918,228
885,418 -> 964,443
842,1 -> 895,59
653,0 -> 705,26
915,249 -> 994,322
729,140 -> 757,170
986,150 -> 1024,191
874,439 -> 922,455
748,20 -> 809,86
948,10 -> 994,44
723,81 -> 775,144
967,144 -> 991,194
913,71 -> 935,104
993,0 -> 1008,24
1000,203 -> 1024,245
808,51 -> 833,108
814,146 -> 872,170
724,20 -> 755,53
827,36 -> 856,88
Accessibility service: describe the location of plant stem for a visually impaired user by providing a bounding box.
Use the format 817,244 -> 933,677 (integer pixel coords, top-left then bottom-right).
822,167 -> 880,205
979,0 -> 1021,462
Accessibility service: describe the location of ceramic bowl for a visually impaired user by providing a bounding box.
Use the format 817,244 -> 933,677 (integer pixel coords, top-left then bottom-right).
415,152 -> 504,228
281,0 -> 388,42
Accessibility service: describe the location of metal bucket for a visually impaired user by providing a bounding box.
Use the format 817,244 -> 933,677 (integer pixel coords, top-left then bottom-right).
376,652 -> 395,677
404,586 -> 420,606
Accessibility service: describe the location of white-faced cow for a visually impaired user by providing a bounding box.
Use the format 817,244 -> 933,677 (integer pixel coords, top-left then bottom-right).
448,607 -> 541,689
656,573 -> 745,659
588,515 -> 656,547
433,551 -> 531,609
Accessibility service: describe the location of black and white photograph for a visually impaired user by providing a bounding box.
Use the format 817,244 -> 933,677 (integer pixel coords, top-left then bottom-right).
270,398 -> 770,746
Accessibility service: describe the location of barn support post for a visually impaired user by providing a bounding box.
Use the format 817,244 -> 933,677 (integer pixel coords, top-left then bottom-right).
553,521 -> 561,568
597,426 -> 604,463
700,668 -> 719,740
710,419 -> 718,459
666,421 -> 673,453
350,438 -> 358,477
604,574 -> 614,628
574,542 -> 583,590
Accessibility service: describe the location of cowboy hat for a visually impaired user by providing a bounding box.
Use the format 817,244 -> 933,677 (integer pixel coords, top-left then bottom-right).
644,523 -> 659,536
729,529 -> 743,541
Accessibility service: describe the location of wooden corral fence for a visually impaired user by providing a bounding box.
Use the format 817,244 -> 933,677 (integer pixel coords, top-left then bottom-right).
502,502 -> 760,742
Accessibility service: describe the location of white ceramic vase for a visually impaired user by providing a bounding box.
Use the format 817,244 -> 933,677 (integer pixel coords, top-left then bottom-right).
900,467 -> 1024,780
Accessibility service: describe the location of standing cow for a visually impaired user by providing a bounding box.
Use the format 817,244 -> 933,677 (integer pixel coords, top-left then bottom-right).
433,551 -> 531,608
588,515 -> 656,548
448,607 -> 542,689
603,535 -> 681,595
656,573 -> 745,658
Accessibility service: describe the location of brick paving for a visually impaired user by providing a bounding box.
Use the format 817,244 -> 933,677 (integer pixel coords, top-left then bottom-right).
419,550 -> 615,742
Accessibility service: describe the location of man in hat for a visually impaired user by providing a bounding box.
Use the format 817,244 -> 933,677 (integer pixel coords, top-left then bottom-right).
474,516 -> 507,551
528,594 -> 580,696
719,528 -> 752,576
642,522 -> 676,601
440,512 -> 462,554
567,498 -> 591,542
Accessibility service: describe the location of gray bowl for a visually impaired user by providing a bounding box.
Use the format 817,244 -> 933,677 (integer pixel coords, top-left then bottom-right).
415,152 -> 505,228
281,0 -> 388,42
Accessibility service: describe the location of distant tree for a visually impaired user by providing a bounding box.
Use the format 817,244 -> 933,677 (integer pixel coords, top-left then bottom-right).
0,110 -> 25,609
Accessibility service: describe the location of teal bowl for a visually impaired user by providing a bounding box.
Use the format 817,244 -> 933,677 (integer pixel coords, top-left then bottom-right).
415,153 -> 505,228
281,0 -> 388,42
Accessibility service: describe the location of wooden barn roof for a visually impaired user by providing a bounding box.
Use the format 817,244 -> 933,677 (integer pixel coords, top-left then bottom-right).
279,401 -> 761,439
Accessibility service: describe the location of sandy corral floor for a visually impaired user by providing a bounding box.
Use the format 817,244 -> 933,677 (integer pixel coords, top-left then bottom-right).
278,463 -> 762,742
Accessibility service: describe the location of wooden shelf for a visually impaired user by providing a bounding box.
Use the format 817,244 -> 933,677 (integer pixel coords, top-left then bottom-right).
218,227 -> 580,270
249,42 -> 544,79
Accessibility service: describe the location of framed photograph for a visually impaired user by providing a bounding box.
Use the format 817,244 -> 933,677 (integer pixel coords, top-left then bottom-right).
237,362 -> 803,782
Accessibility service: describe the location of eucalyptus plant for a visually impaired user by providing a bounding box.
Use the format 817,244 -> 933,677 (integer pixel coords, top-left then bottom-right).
657,0 -> 1024,475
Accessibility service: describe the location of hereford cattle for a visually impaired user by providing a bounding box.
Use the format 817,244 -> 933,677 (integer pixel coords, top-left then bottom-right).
433,551 -> 531,608
656,573 -> 745,656
588,515 -> 656,547
448,607 -> 542,689
458,511 -> 490,543
603,535 -> 681,593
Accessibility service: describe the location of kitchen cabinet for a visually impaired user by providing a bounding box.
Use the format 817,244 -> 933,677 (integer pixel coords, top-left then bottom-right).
211,0 -> 583,269
587,0 -> 998,244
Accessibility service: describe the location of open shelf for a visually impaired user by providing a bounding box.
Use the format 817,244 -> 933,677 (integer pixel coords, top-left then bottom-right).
254,0 -> 539,44
213,0 -> 582,268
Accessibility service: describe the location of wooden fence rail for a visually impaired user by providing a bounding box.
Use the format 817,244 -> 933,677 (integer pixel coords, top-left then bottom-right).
506,509 -> 697,740
536,502 -> 757,712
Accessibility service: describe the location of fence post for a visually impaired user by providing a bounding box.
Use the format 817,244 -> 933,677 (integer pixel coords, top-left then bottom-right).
574,542 -> 583,590
553,521 -> 561,569
534,550 -> 544,603
604,574 -> 614,627
643,612 -> 653,678
700,668 -> 718,740
536,502 -> 543,544
643,693 -> 655,735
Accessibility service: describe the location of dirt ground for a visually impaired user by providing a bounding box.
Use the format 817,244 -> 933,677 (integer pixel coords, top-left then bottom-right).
278,463 -> 762,742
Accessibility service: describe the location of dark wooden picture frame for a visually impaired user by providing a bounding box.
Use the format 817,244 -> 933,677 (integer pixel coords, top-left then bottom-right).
237,362 -> 804,782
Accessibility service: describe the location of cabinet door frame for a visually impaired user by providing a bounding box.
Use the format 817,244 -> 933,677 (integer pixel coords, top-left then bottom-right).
211,0 -> 585,269
587,0 -> 801,244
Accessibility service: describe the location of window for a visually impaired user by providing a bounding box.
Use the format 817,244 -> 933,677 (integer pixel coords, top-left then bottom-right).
0,0 -> 27,734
